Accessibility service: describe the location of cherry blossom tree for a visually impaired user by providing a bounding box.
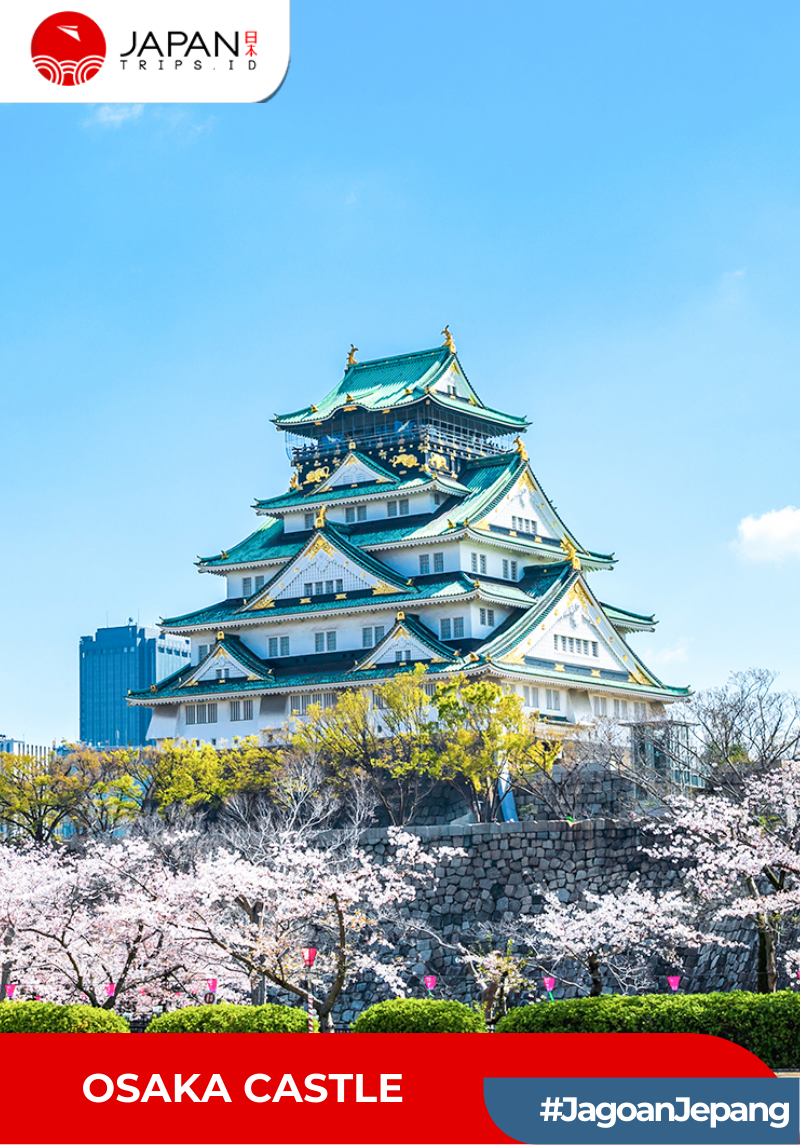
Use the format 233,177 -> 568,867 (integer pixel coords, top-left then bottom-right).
647,759 -> 800,992
507,879 -> 705,996
161,827 -> 460,1029
0,840 -> 204,1013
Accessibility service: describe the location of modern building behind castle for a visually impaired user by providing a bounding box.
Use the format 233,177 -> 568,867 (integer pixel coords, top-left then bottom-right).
129,332 -> 688,744
80,624 -> 190,747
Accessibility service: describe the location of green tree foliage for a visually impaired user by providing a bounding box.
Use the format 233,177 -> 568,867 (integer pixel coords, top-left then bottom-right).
151,736 -> 280,814
351,997 -> 485,1032
430,678 -> 561,822
0,1001 -> 129,1032
0,747 -> 151,843
292,666 -> 438,824
495,991 -> 800,1071
146,1002 -> 311,1032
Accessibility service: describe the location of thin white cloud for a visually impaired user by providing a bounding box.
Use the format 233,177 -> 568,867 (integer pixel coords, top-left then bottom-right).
733,506 -> 800,562
650,638 -> 692,666
84,104 -> 144,128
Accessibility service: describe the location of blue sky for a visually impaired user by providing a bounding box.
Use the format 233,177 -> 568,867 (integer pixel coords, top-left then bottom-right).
3,0 -> 800,744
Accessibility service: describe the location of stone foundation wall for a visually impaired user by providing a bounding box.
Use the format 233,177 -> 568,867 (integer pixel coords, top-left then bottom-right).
322,818 -> 765,1027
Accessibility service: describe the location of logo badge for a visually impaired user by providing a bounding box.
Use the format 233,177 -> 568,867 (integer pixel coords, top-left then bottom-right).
31,10 -> 106,86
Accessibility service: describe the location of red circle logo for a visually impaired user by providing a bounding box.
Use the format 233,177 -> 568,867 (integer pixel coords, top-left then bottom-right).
31,11 -> 106,86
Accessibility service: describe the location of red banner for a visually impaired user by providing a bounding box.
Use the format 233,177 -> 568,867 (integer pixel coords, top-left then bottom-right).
0,1033 -> 774,1144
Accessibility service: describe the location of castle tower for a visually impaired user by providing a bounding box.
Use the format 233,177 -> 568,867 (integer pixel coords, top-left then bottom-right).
129,336 -> 688,743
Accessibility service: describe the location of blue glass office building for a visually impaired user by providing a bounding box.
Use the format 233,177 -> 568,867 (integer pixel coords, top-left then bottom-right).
79,625 -> 190,747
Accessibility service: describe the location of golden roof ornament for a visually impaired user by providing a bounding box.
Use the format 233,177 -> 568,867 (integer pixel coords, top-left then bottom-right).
560,537 -> 582,570
217,631 -> 225,641
514,435 -> 528,461
441,325 -> 456,353
347,345 -> 358,367
288,472 -> 300,491
314,505 -> 327,529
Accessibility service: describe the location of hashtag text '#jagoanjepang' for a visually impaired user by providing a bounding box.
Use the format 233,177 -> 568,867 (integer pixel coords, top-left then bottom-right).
539,1096 -> 790,1129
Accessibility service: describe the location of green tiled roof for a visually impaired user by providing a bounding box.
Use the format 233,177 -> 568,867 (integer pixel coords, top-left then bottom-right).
355,613 -> 460,670
161,570 -> 529,632
198,518 -> 305,571
254,477 -> 425,514
273,346 -> 528,432
601,602 -> 657,632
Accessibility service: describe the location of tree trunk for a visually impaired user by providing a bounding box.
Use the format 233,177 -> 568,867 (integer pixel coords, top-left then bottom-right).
588,952 -> 603,997
756,928 -> 777,993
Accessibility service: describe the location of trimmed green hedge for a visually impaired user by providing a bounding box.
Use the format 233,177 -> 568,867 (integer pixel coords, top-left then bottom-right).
146,1003 -> 312,1033
495,991 -> 800,1070
0,1002 -> 129,1033
352,998 -> 485,1033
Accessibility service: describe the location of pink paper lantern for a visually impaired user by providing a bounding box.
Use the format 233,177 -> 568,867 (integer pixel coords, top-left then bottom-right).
542,977 -> 555,992
206,978 -> 218,992
104,983 -> 115,997
4,984 -> 16,998
301,947 -> 317,968
424,975 -> 437,992
668,976 -> 681,992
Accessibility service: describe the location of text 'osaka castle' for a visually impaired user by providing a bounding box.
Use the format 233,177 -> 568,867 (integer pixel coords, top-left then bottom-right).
130,333 -> 688,744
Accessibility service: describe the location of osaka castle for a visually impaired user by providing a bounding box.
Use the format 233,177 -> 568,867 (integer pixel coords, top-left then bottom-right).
130,332 -> 688,745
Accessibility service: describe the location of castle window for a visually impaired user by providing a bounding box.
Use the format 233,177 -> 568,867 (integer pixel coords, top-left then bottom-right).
387,501 -> 398,517
255,575 -> 265,591
614,699 -> 628,719
523,685 -> 539,707
503,559 -> 509,578
633,701 -> 649,720
268,637 -> 290,657
280,636 -> 290,656
185,705 -> 196,725
345,507 -> 355,523
198,645 -> 208,660
480,608 -> 486,625
453,617 -> 465,638
357,505 -> 367,522
399,499 -> 409,515
487,609 -> 494,626
433,552 -> 444,573
419,554 -> 430,575
326,631 -> 337,652
364,627 -> 385,657
325,580 -> 334,594
242,577 -> 252,597
314,582 -> 324,595
592,641 -> 599,657
440,618 -> 452,639
304,582 -> 313,597
230,700 -> 241,721
479,554 -> 487,574
471,552 -> 478,572
315,633 -> 325,652
510,561 -> 518,580
336,579 -> 343,593
545,690 -> 561,711
243,699 -> 253,720
593,696 -> 608,716
304,513 -> 314,529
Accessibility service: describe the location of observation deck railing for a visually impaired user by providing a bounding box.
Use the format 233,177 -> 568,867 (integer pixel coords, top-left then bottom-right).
285,422 -> 516,463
